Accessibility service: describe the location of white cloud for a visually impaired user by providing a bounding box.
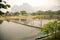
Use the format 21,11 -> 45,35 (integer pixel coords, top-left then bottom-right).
3,0 -> 60,11
3,0 -> 59,7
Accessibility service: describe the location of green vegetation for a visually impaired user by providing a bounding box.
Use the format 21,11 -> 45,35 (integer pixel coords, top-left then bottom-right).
31,10 -> 60,15
6,10 -> 60,19
0,0 -> 10,15
20,11 -> 27,15
0,0 -> 10,24
36,20 -> 60,40
31,10 -> 60,19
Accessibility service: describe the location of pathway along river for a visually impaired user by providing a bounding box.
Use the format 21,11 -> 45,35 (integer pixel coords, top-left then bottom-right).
0,21 -> 40,40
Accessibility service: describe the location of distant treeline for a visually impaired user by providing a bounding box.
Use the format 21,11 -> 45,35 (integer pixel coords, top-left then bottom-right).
31,10 -> 60,15
34,15 -> 60,19
2,10 -> 60,19
4,10 -> 60,16
31,10 -> 60,19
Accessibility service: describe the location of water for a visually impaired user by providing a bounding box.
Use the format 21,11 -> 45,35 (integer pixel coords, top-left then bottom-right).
0,19 -> 53,40
0,21 -> 40,40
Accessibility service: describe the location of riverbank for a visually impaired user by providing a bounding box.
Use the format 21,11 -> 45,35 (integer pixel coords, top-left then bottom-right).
0,15 -> 60,20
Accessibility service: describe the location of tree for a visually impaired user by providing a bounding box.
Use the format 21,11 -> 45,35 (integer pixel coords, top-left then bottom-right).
40,20 -> 60,37
0,0 -> 10,15
20,11 -> 27,15
40,22 -> 54,36
36,11 -> 44,15
14,12 -> 20,16
57,10 -> 60,14
36,20 -> 60,40
57,22 -> 60,31
31,12 -> 36,15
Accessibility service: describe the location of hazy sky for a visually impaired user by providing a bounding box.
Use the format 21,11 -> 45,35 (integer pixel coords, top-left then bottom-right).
3,0 -> 60,7
2,0 -> 60,12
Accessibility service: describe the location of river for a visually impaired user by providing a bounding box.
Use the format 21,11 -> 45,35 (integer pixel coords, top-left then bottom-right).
0,19 -> 54,40
0,21 -> 40,40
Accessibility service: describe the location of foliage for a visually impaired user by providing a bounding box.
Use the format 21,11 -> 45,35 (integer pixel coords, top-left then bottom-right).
40,22 -> 54,36
0,0 -> 10,15
31,10 -> 60,15
31,12 -> 36,15
57,10 -> 60,14
41,20 -> 60,34
43,32 -> 60,40
20,11 -> 27,15
38,20 -> 60,40
0,11 -> 4,15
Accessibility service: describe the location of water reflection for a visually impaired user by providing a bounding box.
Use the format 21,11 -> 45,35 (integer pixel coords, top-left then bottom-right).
0,20 -> 3,24
0,19 -> 54,40
0,21 -> 40,40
